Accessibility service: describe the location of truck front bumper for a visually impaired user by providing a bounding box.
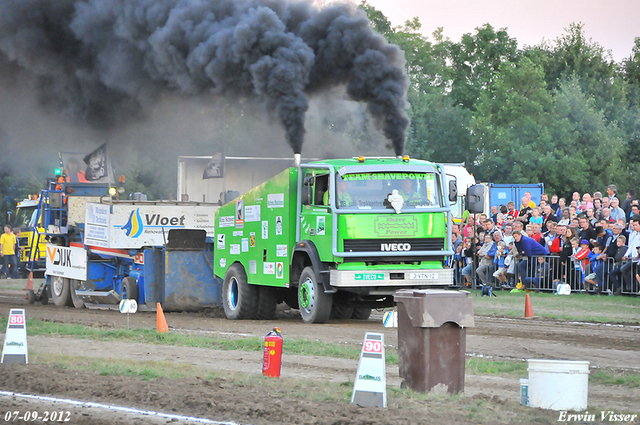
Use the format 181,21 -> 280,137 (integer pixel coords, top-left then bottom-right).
329,268 -> 453,291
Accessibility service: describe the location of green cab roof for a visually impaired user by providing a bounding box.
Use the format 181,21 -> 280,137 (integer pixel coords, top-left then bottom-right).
303,157 -> 441,175
305,157 -> 439,168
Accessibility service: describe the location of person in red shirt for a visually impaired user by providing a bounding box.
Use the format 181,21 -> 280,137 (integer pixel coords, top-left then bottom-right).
549,224 -> 566,255
530,223 -> 544,244
506,201 -> 519,219
572,239 -> 591,291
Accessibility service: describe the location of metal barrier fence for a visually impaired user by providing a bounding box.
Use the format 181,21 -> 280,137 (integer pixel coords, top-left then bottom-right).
452,253 -> 640,296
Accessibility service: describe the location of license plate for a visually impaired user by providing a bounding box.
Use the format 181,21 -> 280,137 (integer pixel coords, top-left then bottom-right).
408,272 -> 438,280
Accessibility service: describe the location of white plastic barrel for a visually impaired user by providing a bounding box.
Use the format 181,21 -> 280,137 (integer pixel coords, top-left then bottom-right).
527,359 -> 590,411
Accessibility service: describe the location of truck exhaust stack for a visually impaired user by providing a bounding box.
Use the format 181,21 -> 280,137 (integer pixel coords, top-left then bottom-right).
294,153 -> 301,167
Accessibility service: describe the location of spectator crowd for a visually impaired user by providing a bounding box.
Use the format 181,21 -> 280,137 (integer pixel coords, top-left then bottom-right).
451,185 -> 640,296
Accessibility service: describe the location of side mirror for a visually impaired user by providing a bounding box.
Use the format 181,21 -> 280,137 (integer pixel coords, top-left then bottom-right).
466,184 -> 485,214
448,180 -> 458,203
303,174 -> 315,187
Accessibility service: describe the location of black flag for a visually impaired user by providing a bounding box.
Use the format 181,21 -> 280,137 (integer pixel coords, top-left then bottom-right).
203,153 -> 224,179
83,143 -> 108,181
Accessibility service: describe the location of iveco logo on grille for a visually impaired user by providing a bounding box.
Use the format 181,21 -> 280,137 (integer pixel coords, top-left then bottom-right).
381,243 -> 411,251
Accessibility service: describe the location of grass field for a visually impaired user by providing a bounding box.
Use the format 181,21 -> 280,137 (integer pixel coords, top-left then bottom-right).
0,280 -> 31,291
471,290 -> 640,323
3,316 -> 640,388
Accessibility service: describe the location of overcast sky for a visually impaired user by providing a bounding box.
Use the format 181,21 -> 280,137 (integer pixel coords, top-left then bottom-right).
348,0 -> 639,62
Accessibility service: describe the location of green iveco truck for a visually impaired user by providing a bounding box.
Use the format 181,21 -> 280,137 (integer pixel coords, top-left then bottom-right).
214,156 -> 478,324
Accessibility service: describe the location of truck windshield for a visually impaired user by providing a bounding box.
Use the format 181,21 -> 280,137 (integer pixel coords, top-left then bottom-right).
334,172 -> 441,209
14,206 -> 38,228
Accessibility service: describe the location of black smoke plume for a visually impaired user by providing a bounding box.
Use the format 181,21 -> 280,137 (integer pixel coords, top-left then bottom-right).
0,0 -> 409,155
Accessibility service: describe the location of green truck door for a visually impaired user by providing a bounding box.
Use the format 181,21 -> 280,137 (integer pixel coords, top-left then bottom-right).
299,169 -> 333,263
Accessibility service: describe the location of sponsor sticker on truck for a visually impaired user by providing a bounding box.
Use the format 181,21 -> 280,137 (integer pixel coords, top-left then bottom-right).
355,273 -> 385,281
245,205 -> 261,222
87,203 -> 216,249
45,244 -> 87,281
374,215 -> 417,237
219,216 -> 234,227
267,193 -> 284,208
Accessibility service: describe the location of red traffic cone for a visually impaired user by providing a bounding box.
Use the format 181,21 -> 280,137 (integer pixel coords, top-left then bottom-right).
524,293 -> 535,318
25,271 -> 34,291
156,302 -> 168,333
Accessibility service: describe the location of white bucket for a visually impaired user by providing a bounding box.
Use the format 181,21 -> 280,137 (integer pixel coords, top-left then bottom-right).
527,359 -> 590,411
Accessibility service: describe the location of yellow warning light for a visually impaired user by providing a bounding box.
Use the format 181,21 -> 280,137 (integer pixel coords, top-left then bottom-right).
358,156 -> 365,163
402,155 -> 410,162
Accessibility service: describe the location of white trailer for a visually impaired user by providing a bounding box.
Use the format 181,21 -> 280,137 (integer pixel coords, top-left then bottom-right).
441,163 -> 476,223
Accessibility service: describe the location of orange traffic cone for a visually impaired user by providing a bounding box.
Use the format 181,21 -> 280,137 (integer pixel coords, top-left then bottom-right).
25,271 -> 34,291
524,293 -> 535,318
156,302 -> 168,333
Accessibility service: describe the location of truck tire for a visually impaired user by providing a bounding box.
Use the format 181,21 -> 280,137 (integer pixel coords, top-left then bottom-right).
70,279 -> 86,309
26,290 -> 36,304
121,277 -> 138,301
257,286 -> 278,320
329,304 -> 353,320
298,266 -> 332,324
223,263 -> 258,320
51,276 -> 73,307
351,308 -> 372,320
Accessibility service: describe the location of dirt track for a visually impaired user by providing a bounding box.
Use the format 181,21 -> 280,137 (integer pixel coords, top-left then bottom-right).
0,283 -> 639,424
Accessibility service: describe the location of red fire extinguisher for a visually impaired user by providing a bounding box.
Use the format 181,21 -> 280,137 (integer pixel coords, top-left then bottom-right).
262,327 -> 283,378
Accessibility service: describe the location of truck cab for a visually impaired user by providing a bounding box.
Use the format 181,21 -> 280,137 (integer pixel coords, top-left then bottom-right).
13,197 -> 45,275
294,157 -> 456,322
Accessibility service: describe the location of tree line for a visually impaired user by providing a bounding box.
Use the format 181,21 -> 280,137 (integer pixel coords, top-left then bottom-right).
360,2 -> 640,198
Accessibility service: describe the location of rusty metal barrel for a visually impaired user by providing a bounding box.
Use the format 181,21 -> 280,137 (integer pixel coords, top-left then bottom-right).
394,289 -> 474,394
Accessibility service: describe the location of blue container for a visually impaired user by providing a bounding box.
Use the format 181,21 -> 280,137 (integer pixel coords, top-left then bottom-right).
488,183 -> 544,209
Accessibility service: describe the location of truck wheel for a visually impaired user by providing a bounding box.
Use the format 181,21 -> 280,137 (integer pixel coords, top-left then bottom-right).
70,279 -> 86,309
257,286 -> 278,320
51,276 -> 73,307
121,277 -> 138,301
351,308 -> 372,320
26,290 -> 36,304
330,304 -> 353,320
298,266 -> 332,324
223,264 -> 258,320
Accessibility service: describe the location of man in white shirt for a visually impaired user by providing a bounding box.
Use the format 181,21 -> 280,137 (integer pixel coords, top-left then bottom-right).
609,197 -> 627,224
502,224 -> 514,245
619,215 -> 640,293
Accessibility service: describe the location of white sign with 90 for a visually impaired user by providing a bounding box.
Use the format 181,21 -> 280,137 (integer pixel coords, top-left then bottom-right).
351,332 -> 386,408
363,339 -> 383,353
